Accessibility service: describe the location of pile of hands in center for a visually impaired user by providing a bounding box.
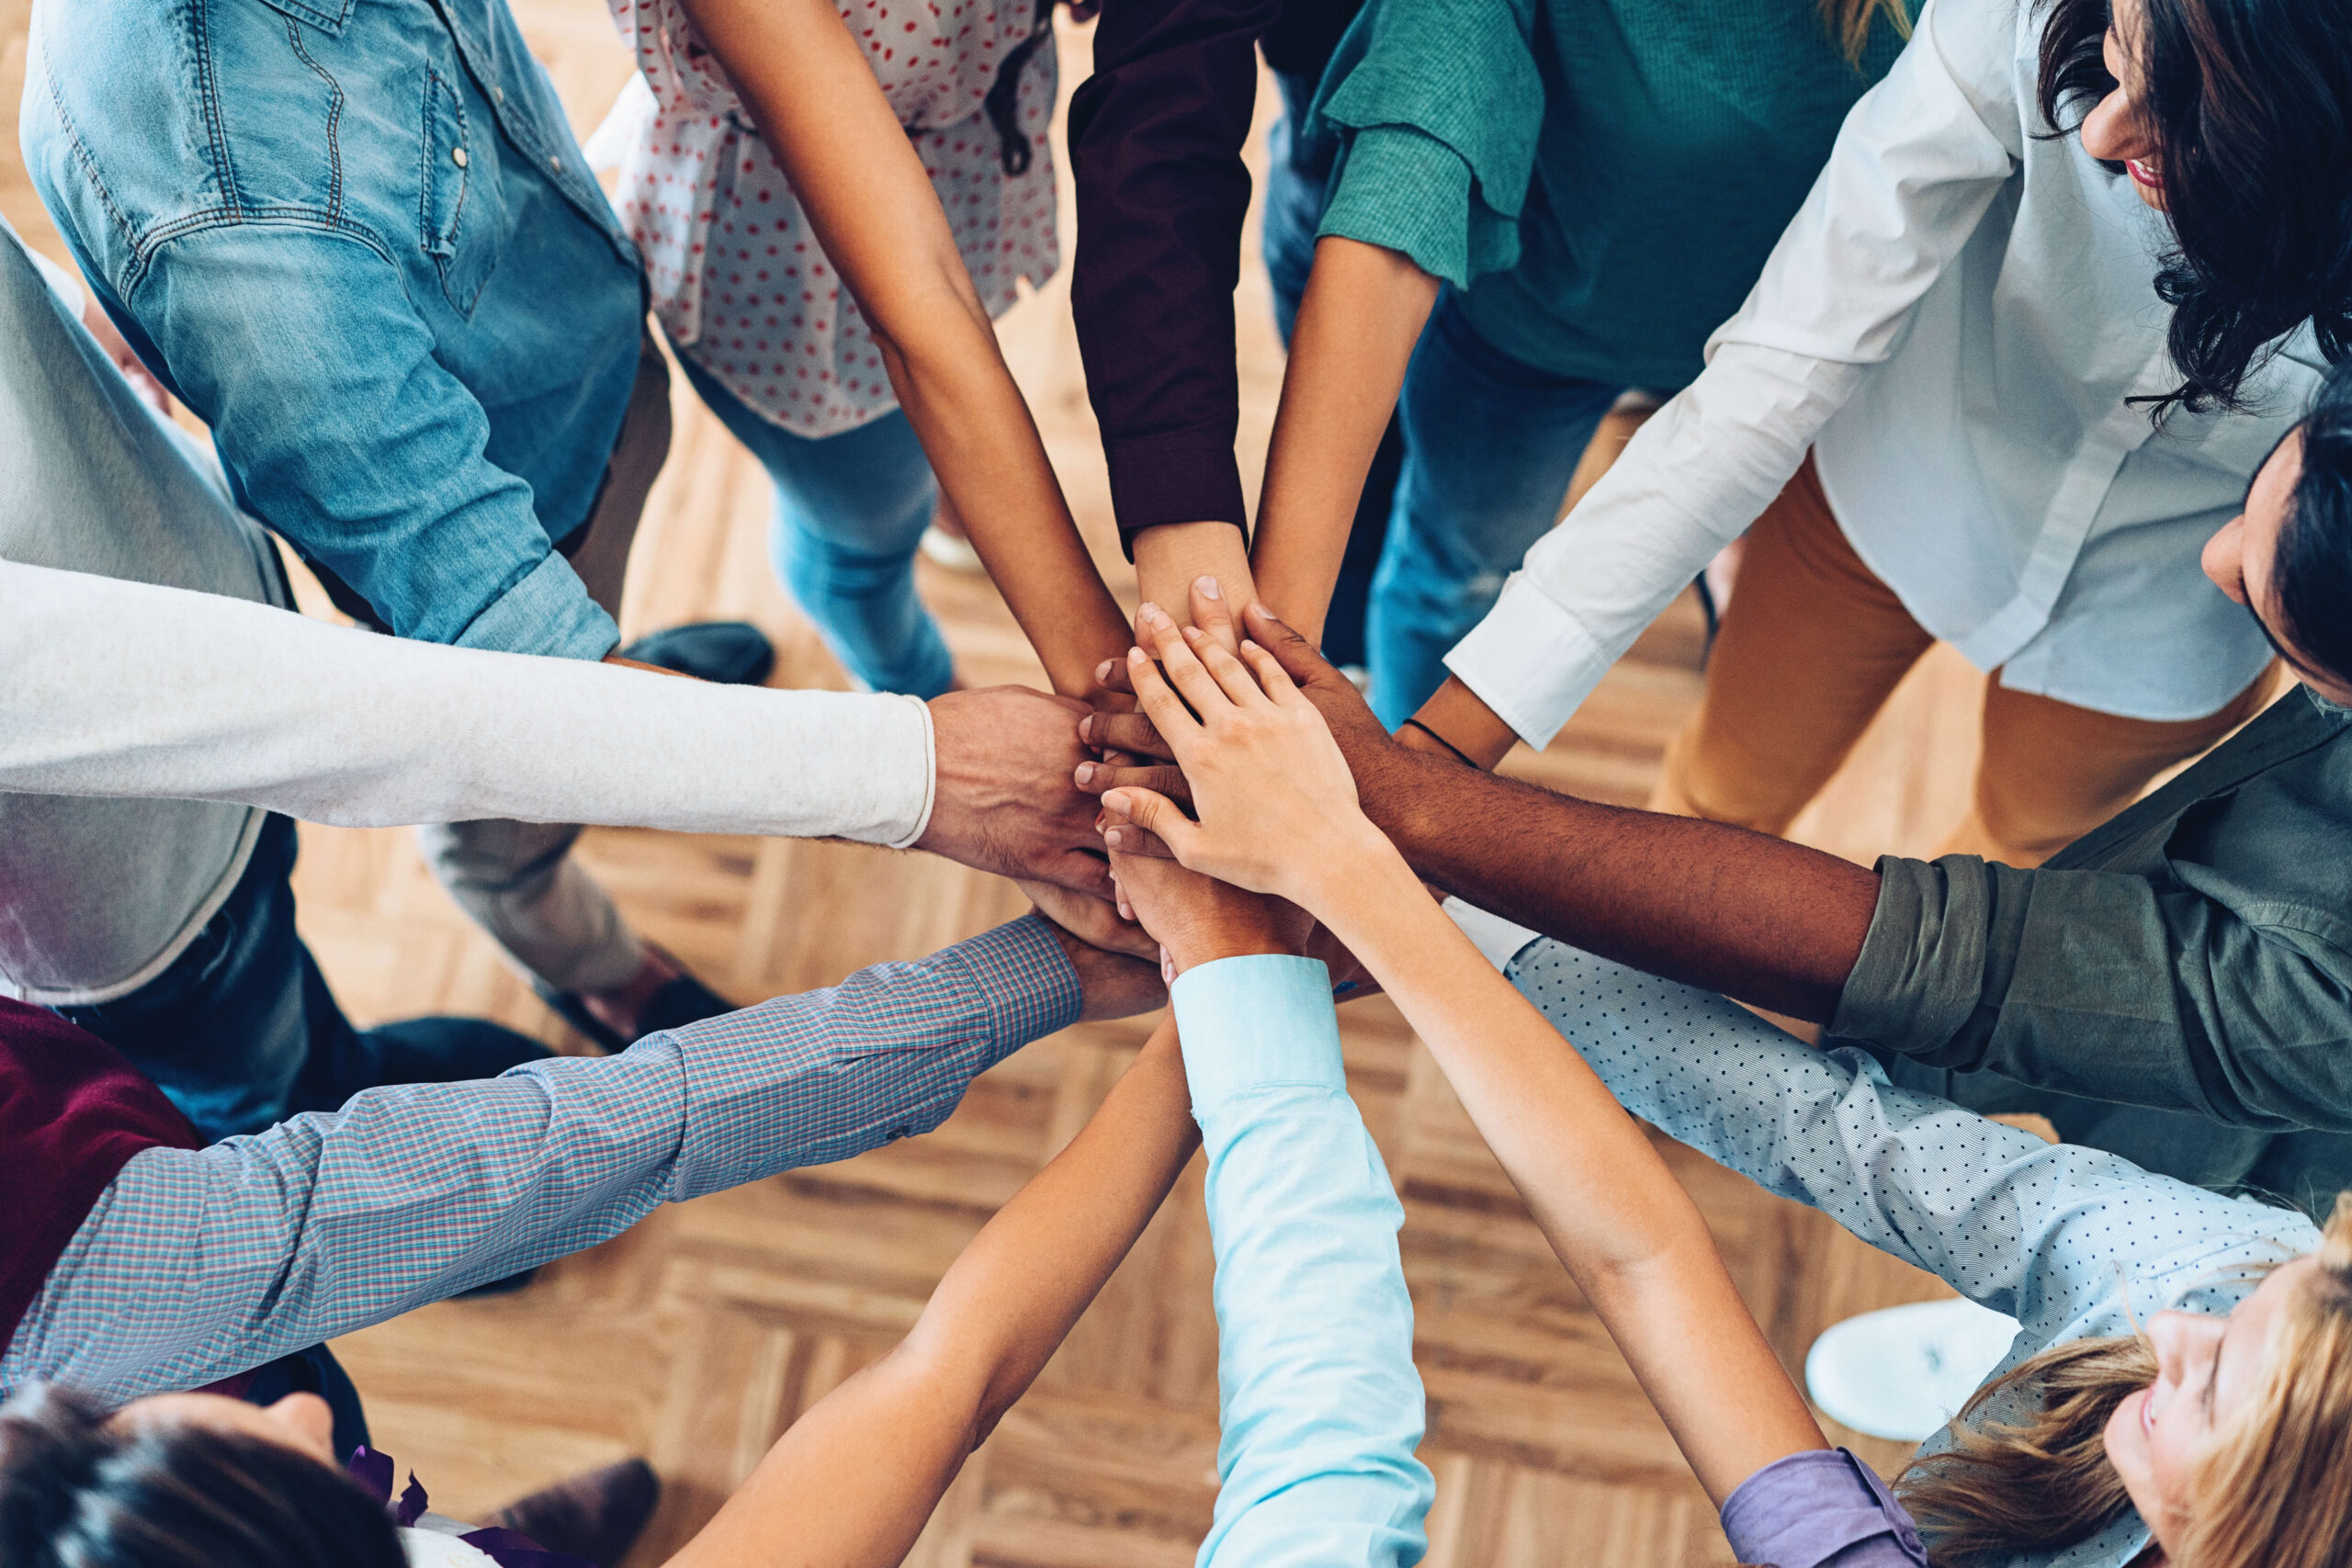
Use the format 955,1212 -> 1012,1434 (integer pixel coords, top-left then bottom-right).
1067,578 -> 1409,993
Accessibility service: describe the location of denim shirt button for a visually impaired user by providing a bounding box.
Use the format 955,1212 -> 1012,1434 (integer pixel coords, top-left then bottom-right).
493,86 -> 505,103
450,147 -> 468,168
548,154 -> 562,172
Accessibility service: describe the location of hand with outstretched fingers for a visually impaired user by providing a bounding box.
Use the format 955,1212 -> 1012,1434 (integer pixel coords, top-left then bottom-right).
1094,601 -> 1401,915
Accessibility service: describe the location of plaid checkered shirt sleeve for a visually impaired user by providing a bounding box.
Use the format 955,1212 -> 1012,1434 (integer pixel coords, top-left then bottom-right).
2,916 -> 1079,1404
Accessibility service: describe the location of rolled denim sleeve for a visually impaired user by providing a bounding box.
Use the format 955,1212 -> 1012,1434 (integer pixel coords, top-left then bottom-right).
1174,955 -> 1433,1568
4,918 -> 1078,1403
1835,854 -> 2352,1134
127,223 -> 616,658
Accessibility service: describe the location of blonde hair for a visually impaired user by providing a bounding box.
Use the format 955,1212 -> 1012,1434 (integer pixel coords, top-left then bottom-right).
1898,1193 -> 2352,1567
1819,0 -> 1911,64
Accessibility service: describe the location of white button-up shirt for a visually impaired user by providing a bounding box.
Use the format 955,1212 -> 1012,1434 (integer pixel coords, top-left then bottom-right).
1446,0 -> 2324,745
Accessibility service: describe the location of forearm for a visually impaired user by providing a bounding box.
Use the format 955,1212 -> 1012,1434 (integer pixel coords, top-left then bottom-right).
684,0 -> 1127,694
1499,937 -> 2326,1349
669,1021 -> 1196,1568
14,920 -> 1079,1401
1318,868 -> 1824,1501
1250,239 -> 1438,645
1135,521 -> 1256,633
874,310 -> 1133,690
1175,956 -> 1432,1568
0,562 -> 935,847
1068,0 -> 1271,542
1365,744 -> 1874,1022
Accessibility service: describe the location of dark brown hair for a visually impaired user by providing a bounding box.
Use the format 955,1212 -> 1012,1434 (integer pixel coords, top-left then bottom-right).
2036,0 -> 2352,415
0,1385 -> 404,1568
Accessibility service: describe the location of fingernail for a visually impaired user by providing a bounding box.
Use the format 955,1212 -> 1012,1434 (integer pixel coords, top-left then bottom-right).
1075,761 -> 1095,785
1105,827 -> 1124,848
1195,575 -> 1221,600
1128,646 -> 1147,663
1137,601 -> 1164,625
1240,639 -> 1260,653
1182,624 -> 1204,641
1080,714 -> 1095,741
1095,660 -> 1114,682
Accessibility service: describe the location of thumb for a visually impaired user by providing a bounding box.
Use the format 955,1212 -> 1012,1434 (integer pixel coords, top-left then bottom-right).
1239,600 -> 1335,687
1101,787 -> 1200,861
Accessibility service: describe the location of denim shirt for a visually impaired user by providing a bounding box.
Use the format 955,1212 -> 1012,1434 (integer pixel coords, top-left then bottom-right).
20,0 -> 645,658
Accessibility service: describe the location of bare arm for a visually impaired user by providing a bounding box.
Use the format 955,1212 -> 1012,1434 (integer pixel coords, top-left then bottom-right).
675,0 -> 1128,694
665,1018 -> 1197,1568
1096,613 -> 1828,1504
1250,238 -> 1439,647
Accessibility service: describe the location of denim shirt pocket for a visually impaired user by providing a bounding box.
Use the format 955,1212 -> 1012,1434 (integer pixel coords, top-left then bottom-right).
419,67 -> 504,316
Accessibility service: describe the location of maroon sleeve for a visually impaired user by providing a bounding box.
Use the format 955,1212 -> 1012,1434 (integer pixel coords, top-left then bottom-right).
0,998 -> 198,1352
1069,0 -> 1283,550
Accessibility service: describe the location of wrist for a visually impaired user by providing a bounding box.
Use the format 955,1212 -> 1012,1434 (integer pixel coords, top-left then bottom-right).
1283,833 -> 1419,933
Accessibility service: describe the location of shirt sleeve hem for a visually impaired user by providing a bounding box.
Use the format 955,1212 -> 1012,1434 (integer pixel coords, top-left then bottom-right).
1172,954 -> 1342,1107
944,914 -> 1085,1051
451,551 -> 621,660
1828,854 -> 1989,1054
1316,127 -> 1479,290
887,694 -> 938,852
1441,572 -> 1611,749
1106,432 -> 1250,545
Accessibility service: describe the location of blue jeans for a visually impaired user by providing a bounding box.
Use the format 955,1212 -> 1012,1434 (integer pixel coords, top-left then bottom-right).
680,356 -> 956,698
1368,294 -> 1623,726
58,815 -> 550,1144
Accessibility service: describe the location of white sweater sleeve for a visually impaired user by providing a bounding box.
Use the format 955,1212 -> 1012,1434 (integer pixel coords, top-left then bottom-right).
1442,0 -> 2023,747
0,560 -> 936,847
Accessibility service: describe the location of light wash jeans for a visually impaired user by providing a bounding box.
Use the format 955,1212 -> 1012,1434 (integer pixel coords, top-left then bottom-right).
680,355 -> 956,699
1368,294 -> 1623,727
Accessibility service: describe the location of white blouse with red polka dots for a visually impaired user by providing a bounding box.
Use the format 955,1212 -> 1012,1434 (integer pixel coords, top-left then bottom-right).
596,0 -> 1057,437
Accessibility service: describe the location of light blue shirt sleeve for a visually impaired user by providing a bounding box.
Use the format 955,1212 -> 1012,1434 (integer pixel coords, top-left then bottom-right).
1173,954 -> 1433,1568
3,918 -> 1080,1404
1495,937 -> 2323,1568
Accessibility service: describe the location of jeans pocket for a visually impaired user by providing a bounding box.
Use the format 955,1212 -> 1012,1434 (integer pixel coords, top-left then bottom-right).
420,67 -> 505,317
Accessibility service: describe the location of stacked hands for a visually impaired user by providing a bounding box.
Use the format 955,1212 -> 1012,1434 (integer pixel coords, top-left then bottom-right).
1077,581 -> 1419,991
923,575 -> 1431,1008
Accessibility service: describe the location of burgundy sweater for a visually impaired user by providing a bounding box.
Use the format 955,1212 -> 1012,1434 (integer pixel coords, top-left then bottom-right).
0,997 -> 198,1351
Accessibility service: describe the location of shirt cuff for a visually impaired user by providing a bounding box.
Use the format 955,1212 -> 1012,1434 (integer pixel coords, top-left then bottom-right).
1106,432 -> 1250,549
1172,954 -> 1342,1110
895,694 -> 939,852
1441,572 -> 1611,750
1720,1450 -> 1927,1568
1827,855 -> 1993,1054
452,552 -> 621,661
1317,126 -> 1477,290
1442,897 -> 1541,973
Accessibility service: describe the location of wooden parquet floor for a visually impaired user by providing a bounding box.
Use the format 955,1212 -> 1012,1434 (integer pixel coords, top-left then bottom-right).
2,3 -> 1998,1560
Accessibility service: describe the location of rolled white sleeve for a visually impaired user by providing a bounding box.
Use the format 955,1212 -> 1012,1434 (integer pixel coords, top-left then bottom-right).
0,560 -> 936,848
1442,0 -> 2018,747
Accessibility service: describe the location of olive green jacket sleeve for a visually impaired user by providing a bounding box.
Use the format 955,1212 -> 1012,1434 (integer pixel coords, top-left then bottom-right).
1831,690 -> 2352,1134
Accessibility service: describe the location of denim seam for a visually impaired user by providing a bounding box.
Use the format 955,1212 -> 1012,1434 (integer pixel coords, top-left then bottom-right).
282,16 -> 345,228
117,212 -> 399,305
39,60 -> 140,262
191,0 -> 243,222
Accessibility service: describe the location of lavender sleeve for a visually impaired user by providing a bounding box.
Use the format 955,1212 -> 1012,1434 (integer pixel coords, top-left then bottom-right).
1719,1450 -> 1928,1568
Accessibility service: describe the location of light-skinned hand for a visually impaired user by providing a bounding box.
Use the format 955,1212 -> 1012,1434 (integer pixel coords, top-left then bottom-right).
1097,601 -> 1403,913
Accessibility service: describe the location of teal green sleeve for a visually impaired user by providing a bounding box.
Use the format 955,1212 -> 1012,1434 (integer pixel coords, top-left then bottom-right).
1308,0 -> 1544,288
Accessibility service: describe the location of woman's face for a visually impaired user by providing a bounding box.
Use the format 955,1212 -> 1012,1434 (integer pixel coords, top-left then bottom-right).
112,1390 -> 340,1470
2103,1255 -> 2314,1552
2078,0 -> 2167,209
2202,430 -> 2352,707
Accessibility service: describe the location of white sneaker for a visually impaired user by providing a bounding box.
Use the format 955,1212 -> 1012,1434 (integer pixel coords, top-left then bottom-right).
1804,1298 -> 2020,1442
919,525 -> 987,575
